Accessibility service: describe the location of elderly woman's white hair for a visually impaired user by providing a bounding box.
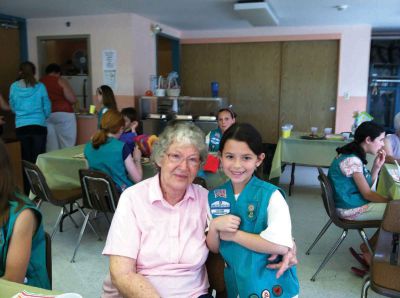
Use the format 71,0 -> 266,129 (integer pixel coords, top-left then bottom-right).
151,122 -> 208,166
394,112 -> 400,132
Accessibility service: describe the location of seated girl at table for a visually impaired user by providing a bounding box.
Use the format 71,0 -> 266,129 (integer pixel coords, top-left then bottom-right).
84,109 -> 143,192
328,121 -> 390,275
95,85 -> 118,128
206,108 -> 236,152
119,107 -> 142,154
0,139 -> 50,289
383,112 -> 400,164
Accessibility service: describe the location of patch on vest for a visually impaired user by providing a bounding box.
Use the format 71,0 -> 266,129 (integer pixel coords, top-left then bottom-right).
249,294 -> 259,298
210,200 -> 230,216
248,203 -> 255,219
214,188 -> 226,198
261,289 -> 270,298
272,285 -> 283,297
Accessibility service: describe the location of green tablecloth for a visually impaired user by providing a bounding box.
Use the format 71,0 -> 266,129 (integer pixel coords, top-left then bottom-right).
36,145 -> 227,190
0,279 -> 61,297
269,132 -> 348,179
377,163 -> 400,200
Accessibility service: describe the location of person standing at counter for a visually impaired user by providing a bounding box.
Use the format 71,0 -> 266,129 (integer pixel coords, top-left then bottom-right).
206,108 -> 236,152
84,109 -> 142,193
40,63 -> 77,152
96,85 -> 118,128
9,61 -> 51,194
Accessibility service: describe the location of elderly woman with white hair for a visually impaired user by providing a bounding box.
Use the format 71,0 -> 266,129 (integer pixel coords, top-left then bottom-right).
101,122 -> 212,298
383,112 -> 400,163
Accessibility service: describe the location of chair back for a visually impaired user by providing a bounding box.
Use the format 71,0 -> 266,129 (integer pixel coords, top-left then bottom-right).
317,167 -> 343,227
193,176 -> 208,189
22,160 -> 53,204
206,252 -> 227,297
45,232 -> 52,289
79,169 -> 119,213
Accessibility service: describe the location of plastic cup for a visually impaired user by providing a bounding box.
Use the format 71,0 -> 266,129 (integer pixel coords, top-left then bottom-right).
89,105 -> 96,114
342,132 -> 351,140
310,127 -> 318,135
324,127 -> 332,135
282,127 -> 291,138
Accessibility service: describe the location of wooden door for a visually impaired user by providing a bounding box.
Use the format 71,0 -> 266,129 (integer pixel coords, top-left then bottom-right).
230,42 -> 281,143
279,40 -> 338,134
181,44 -> 231,98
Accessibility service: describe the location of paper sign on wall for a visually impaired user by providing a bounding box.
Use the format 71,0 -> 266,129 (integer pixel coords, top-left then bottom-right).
102,49 -> 117,89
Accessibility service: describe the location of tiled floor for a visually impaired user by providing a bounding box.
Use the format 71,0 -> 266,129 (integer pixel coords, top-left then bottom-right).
42,166 -> 381,297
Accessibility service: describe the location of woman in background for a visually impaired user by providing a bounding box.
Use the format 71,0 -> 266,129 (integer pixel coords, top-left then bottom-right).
0,139 -> 50,289
383,112 -> 400,163
206,108 -> 236,152
84,109 -> 142,193
40,63 -> 77,152
96,85 -> 117,128
9,61 -> 51,194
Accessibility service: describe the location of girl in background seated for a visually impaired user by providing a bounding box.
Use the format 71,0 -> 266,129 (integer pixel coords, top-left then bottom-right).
206,108 -> 236,152
96,85 -> 118,128
0,139 -> 50,289
383,112 -> 400,164
328,121 -> 390,275
207,123 -> 299,298
119,107 -> 142,154
85,110 -> 142,192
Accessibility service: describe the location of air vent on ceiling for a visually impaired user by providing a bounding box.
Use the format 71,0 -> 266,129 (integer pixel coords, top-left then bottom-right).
234,0 -> 279,27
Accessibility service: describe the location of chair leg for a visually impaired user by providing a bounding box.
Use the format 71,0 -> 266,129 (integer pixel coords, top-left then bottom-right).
64,206 -> 79,228
361,275 -> 370,298
311,229 -> 348,281
306,219 -> 333,255
358,229 -> 374,254
76,205 -> 102,241
71,210 -> 92,263
103,212 -> 111,225
51,208 -> 64,240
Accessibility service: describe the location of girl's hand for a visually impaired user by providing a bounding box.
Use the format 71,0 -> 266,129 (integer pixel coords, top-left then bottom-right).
133,146 -> 142,162
374,149 -> 386,169
211,215 -> 241,232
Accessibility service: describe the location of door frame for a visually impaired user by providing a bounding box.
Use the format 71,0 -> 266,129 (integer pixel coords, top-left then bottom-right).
155,32 -> 180,77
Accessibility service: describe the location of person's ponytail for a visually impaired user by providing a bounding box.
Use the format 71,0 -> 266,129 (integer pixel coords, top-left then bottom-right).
91,130 -> 108,149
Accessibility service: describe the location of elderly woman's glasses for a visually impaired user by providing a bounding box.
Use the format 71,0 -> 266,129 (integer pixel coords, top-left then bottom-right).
167,153 -> 200,167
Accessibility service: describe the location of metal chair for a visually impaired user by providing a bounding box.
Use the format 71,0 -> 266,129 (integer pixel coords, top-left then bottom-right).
71,169 -> 120,262
206,252 -> 227,298
306,167 -> 381,281
361,200 -> 400,298
44,232 -> 52,289
22,160 -> 82,239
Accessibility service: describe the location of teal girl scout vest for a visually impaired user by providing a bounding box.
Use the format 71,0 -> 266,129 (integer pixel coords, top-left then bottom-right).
208,176 -> 299,298
208,128 -> 222,152
84,137 -> 133,192
328,154 -> 371,209
0,195 -> 50,289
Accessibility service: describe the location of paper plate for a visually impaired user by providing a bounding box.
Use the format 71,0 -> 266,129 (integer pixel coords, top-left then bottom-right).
56,294 -> 83,298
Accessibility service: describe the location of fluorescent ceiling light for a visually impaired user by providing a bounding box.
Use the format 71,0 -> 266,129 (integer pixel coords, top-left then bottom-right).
234,1 -> 279,27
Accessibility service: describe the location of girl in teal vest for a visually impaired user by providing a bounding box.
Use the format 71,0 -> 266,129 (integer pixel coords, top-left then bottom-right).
95,85 -> 118,128
207,123 -> 299,298
0,139 -> 50,289
85,109 -> 143,192
206,108 -> 236,152
328,121 -> 390,275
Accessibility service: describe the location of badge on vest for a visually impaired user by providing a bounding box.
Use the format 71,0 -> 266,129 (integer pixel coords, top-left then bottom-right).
272,285 -> 283,297
214,188 -> 226,198
261,289 -> 270,298
210,200 -> 230,216
248,203 -> 255,219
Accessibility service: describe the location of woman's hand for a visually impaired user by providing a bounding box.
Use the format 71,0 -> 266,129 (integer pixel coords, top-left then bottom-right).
211,214 -> 241,233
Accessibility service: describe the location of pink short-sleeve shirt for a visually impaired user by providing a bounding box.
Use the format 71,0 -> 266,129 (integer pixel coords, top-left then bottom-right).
102,174 -> 210,298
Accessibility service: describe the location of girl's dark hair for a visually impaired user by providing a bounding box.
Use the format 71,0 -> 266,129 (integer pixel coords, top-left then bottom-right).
219,123 -> 263,155
97,85 -> 117,110
0,139 -> 24,226
92,110 -> 124,149
121,107 -> 143,135
18,61 -> 37,87
336,121 -> 384,164
45,63 -> 62,74
217,108 -> 236,119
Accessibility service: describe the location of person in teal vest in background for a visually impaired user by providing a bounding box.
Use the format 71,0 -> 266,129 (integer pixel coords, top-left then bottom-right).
206,108 -> 236,152
0,139 -> 50,289
328,121 -> 390,277
85,109 -> 143,193
207,123 -> 299,298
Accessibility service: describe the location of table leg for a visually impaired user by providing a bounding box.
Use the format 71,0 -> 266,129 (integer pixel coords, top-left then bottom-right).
289,163 -> 296,196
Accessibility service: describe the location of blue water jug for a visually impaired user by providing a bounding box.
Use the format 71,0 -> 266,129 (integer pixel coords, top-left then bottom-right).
211,81 -> 219,97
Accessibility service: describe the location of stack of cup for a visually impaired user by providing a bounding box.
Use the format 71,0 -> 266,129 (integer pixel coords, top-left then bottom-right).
281,124 -> 293,138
